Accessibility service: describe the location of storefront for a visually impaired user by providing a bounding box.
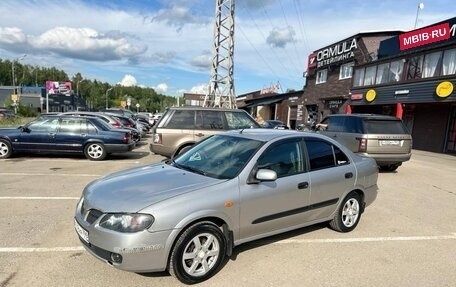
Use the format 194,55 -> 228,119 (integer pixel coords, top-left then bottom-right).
299,31 -> 402,126
349,17 -> 456,153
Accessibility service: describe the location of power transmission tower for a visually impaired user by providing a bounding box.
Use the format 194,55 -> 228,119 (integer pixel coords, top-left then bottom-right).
203,0 -> 236,109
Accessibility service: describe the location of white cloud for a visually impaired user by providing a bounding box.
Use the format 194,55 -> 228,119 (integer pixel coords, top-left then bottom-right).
149,5 -> 209,32
190,51 -> 211,70
153,83 -> 169,93
190,83 -> 209,94
266,26 -> 296,48
119,75 -> 137,87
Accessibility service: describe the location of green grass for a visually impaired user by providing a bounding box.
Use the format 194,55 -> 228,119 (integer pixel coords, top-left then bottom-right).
0,117 -> 35,128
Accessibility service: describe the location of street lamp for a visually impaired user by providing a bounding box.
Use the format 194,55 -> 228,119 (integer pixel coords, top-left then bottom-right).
11,54 -> 27,87
105,87 -> 113,109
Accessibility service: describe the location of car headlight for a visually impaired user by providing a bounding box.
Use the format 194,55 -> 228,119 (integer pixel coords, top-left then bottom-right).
99,213 -> 154,233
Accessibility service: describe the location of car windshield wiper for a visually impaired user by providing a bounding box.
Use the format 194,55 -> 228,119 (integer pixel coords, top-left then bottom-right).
176,163 -> 207,176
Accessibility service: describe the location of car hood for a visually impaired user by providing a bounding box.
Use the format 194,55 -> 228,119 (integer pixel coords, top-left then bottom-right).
0,127 -> 20,134
83,163 -> 221,213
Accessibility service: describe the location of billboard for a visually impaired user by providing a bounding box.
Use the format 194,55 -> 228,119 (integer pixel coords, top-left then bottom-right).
46,81 -> 72,95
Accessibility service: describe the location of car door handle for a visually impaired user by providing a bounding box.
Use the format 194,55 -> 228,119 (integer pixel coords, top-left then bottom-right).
345,172 -> 353,179
298,182 -> 309,189
195,133 -> 205,137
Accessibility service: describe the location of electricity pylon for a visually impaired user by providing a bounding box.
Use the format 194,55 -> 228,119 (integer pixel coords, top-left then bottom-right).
203,0 -> 236,109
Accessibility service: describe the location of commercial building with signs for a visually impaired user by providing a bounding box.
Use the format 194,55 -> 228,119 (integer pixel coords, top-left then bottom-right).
299,31 -> 403,126
349,17 -> 456,153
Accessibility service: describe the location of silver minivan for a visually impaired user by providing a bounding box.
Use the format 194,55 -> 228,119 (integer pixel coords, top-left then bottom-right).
318,114 -> 412,171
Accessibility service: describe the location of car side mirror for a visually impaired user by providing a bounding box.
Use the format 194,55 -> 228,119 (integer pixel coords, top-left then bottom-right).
21,126 -> 31,133
256,169 -> 277,181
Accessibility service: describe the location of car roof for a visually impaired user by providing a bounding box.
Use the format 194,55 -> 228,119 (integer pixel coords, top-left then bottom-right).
222,128 -> 323,142
166,106 -> 248,112
325,113 -> 400,120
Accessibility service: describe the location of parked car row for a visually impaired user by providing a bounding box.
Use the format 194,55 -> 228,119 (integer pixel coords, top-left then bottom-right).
0,111 -> 152,160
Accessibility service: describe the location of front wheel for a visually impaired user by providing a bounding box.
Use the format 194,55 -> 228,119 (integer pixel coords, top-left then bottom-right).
169,222 -> 226,284
0,139 -> 12,159
330,192 -> 362,233
84,143 -> 106,161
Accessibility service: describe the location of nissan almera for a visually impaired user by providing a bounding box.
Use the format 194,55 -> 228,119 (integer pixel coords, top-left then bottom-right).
74,129 -> 378,284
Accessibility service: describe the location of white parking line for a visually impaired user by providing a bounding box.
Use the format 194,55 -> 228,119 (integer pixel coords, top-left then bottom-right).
0,197 -> 79,200
272,233 -> 456,244
1,234 -> 455,253
0,173 -> 101,177
0,247 -> 85,253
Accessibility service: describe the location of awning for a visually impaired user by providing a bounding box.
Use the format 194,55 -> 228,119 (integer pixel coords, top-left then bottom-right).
244,97 -> 283,108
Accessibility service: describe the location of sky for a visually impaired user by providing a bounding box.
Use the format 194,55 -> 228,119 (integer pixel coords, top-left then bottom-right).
0,0 -> 455,97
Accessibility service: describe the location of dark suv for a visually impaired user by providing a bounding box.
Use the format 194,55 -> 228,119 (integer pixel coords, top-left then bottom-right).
317,114 -> 412,171
150,107 -> 260,158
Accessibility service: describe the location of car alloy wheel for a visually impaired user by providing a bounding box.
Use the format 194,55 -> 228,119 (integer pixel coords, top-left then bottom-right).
169,221 -> 226,284
84,143 -> 106,161
0,139 -> 12,159
329,192 -> 362,232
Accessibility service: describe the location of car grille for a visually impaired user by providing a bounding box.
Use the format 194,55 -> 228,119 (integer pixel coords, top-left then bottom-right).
81,202 -> 104,224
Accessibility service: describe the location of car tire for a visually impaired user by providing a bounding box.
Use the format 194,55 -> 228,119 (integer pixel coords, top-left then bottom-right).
169,221 -> 226,284
0,139 -> 12,159
330,192 -> 362,233
176,145 -> 193,157
379,164 -> 399,172
84,142 -> 107,161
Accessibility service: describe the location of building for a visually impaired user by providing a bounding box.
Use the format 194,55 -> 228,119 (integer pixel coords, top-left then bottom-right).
236,85 -> 302,129
299,31 -> 403,126
0,86 -> 43,112
348,17 -> 456,153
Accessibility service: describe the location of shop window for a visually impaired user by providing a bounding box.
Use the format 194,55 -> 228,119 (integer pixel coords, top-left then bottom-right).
442,48 -> 456,76
339,62 -> 354,80
316,69 -> 327,84
353,68 -> 365,87
376,63 -> 390,84
389,60 -> 404,82
422,51 -> 442,78
407,55 -> 424,80
363,66 -> 377,86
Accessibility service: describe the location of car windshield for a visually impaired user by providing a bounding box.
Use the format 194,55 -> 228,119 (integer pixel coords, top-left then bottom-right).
172,134 -> 264,179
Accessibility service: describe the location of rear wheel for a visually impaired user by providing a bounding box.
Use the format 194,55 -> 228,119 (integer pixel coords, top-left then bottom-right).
169,221 -> 226,284
84,143 -> 106,161
330,192 -> 362,233
0,139 -> 12,159
379,164 -> 400,172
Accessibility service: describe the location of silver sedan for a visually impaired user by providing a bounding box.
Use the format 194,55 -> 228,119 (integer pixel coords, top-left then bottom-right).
74,129 -> 378,284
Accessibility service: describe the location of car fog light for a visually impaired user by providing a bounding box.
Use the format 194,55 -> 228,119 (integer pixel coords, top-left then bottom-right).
110,252 -> 123,263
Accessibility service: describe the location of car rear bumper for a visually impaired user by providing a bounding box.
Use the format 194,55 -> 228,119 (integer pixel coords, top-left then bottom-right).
105,142 -> 135,153
360,152 -> 411,165
149,143 -> 173,158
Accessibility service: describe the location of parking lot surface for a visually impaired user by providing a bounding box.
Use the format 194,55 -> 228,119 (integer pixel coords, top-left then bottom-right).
0,140 -> 455,287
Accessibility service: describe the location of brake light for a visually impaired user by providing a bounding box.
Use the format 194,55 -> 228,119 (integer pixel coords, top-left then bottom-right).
112,122 -> 121,128
153,133 -> 162,144
358,138 -> 367,152
123,132 -> 131,143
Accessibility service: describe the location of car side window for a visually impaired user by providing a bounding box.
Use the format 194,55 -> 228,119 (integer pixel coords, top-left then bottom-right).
257,140 -> 305,178
165,110 -> 195,129
59,118 -> 83,133
196,111 -> 224,130
27,118 -> 58,133
225,111 -> 259,129
305,138 -> 340,170
326,117 -> 345,132
334,145 -> 350,165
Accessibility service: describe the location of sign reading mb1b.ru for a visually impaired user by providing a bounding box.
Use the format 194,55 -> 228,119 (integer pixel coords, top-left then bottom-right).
399,18 -> 456,51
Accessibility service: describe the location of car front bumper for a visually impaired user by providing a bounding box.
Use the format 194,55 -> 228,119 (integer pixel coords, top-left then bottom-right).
74,214 -> 176,273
